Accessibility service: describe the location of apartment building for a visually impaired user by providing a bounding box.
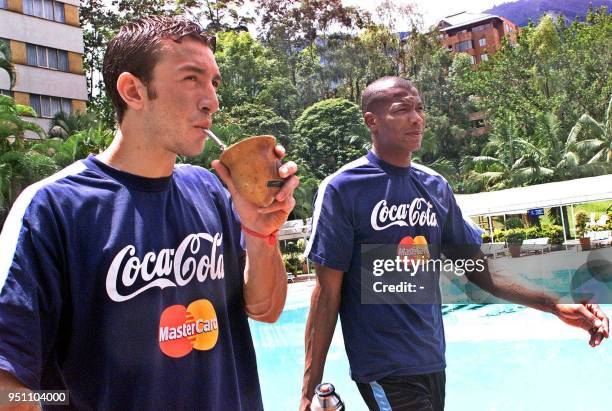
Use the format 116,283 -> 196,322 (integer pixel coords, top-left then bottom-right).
437,11 -> 518,66
0,0 -> 87,137
436,12 -> 518,136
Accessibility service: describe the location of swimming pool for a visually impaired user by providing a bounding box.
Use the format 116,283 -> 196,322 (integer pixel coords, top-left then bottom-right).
250,282 -> 612,410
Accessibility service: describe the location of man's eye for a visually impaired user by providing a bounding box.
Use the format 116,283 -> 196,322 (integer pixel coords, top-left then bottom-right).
185,76 -> 197,81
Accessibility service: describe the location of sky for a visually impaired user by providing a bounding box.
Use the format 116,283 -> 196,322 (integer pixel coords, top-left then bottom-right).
342,0 -> 509,30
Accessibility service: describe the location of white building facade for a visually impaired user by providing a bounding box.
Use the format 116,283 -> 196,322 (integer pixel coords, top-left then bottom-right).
0,0 -> 87,137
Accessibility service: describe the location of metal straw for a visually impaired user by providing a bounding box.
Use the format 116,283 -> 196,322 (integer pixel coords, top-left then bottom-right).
205,129 -> 227,151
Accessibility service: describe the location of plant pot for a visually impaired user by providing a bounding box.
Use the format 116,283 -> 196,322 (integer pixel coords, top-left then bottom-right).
579,237 -> 591,251
508,243 -> 522,258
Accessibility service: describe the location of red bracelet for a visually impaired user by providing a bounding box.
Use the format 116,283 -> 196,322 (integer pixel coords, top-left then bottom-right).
241,225 -> 278,245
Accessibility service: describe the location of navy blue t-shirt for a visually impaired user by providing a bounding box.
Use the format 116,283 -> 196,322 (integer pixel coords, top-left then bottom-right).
0,155 -> 263,410
306,151 -> 482,383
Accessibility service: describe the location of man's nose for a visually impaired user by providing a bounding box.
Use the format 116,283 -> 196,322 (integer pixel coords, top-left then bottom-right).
407,109 -> 423,125
199,82 -> 219,114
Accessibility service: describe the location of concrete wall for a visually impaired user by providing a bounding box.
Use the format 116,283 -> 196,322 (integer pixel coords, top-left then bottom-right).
0,10 -> 84,53
6,64 -> 87,101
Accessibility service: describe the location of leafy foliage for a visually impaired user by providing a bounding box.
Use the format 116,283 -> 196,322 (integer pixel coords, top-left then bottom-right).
292,98 -> 369,180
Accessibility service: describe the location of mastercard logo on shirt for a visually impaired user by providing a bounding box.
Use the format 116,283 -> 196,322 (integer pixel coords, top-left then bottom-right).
158,299 -> 219,358
397,235 -> 430,265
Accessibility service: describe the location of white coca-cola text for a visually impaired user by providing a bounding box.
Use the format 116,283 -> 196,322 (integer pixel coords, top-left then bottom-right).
106,233 -> 224,302
370,199 -> 437,231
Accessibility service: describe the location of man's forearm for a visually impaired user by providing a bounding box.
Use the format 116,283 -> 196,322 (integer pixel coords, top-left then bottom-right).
0,370 -> 39,411
302,284 -> 341,405
465,255 -> 557,312
243,235 -> 287,322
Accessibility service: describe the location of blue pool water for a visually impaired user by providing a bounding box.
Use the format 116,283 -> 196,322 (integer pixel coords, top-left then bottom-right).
250,283 -> 612,410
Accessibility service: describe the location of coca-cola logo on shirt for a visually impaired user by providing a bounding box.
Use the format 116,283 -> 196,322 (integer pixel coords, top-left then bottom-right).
106,233 -> 224,302
370,199 -> 437,231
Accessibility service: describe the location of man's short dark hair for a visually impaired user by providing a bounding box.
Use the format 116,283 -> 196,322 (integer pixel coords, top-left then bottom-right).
102,15 -> 216,124
361,76 -> 415,115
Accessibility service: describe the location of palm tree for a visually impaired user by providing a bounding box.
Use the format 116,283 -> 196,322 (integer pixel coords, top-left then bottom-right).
49,111 -> 98,139
535,112 -> 611,180
571,95 -> 612,164
0,96 -> 49,226
412,128 -> 457,183
31,126 -> 114,167
465,113 -> 552,191
0,40 -> 16,89
0,95 -> 44,141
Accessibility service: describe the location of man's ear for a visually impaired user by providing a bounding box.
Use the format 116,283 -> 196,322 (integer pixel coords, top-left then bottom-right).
364,112 -> 378,133
116,72 -> 147,113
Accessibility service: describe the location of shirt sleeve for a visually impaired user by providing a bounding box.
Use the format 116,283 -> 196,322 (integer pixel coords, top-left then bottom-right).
441,183 -> 483,260
0,193 -> 64,389
305,183 -> 354,272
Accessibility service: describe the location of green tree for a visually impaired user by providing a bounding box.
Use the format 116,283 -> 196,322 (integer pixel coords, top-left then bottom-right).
215,31 -> 282,109
178,0 -> 254,31
0,40 -> 16,89
291,175 -> 319,220
358,25 -> 400,82
255,77 -> 301,122
0,96 -> 50,225
291,98 -> 369,180
225,103 -> 291,146
464,113 -> 552,191
49,111 -> 99,138
256,0 -> 366,87
81,0 -> 187,128
30,127 -> 114,168
571,95 -> 612,164
0,96 -> 44,140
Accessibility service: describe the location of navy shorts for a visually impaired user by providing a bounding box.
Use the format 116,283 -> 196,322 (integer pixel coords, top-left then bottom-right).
356,371 -> 446,411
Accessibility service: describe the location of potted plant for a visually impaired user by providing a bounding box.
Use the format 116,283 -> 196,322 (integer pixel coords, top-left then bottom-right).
506,229 -> 525,258
574,211 -> 590,251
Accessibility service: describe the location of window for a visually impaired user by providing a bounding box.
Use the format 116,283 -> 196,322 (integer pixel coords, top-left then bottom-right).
26,44 -> 37,64
23,0 -> 65,22
25,43 -> 69,71
470,55 -> 476,64
479,38 -> 486,47
455,40 -> 473,52
54,1 -> 64,22
58,51 -> 68,71
472,23 -> 492,32
471,118 -> 485,128
504,23 -> 509,32
43,0 -> 53,19
36,46 -> 47,67
48,48 -> 58,68
29,94 -> 72,118
61,98 -> 71,114
481,53 -> 489,62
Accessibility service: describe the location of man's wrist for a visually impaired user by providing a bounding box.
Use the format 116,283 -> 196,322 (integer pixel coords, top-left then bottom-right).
241,225 -> 278,245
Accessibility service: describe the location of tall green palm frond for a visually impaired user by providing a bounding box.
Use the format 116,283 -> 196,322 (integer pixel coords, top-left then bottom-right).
0,41 -> 16,88
569,95 -> 612,165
